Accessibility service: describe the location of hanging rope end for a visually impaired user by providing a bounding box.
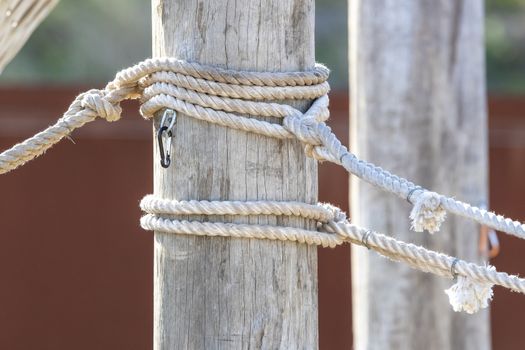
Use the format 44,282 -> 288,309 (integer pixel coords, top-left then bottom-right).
409,191 -> 446,234
445,266 -> 495,314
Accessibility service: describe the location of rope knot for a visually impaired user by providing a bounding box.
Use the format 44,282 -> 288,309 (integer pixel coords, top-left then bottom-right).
409,190 -> 446,233
283,115 -> 320,145
283,113 -> 334,163
81,90 -> 122,122
445,265 -> 495,314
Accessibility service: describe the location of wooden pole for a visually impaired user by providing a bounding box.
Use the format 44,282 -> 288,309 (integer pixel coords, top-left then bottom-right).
151,0 -> 318,348
350,1 -> 490,350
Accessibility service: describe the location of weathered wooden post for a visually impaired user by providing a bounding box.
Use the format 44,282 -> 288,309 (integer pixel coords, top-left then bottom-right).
350,1 -> 490,349
152,0 -> 318,348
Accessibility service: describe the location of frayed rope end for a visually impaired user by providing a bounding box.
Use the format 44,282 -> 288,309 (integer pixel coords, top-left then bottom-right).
445,266 -> 495,314
409,191 -> 446,234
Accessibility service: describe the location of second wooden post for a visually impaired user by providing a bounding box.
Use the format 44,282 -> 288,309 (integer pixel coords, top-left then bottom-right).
350,1 -> 490,349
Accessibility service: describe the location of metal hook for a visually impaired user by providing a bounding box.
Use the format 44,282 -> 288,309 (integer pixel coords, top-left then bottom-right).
157,109 -> 177,168
479,225 -> 500,259
478,203 -> 501,259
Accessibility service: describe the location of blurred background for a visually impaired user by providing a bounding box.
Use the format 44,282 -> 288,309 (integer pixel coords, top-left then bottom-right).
0,0 -> 524,349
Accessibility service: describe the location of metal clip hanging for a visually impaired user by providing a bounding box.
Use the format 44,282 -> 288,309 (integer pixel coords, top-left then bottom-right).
478,203 -> 500,259
479,225 -> 500,259
157,109 -> 177,168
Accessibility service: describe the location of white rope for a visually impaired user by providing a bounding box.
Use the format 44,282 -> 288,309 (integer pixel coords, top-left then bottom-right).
140,196 -> 525,311
2,57 -> 525,313
0,58 -> 327,173
445,266 -> 495,314
135,58 -> 525,241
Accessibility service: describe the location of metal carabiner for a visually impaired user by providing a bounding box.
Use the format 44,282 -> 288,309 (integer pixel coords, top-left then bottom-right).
157,109 -> 177,168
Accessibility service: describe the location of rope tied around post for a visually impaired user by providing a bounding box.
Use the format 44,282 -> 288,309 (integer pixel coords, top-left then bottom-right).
2,57 -> 525,313
140,195 -> 525,314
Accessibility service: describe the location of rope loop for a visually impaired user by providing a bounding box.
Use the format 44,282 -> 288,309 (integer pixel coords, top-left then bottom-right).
4,57 -> 525,313
140,195 -> 525,313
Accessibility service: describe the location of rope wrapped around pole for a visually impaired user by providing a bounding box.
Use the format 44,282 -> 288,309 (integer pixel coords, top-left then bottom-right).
1,57 -> 524,313
139,196 -> 525,308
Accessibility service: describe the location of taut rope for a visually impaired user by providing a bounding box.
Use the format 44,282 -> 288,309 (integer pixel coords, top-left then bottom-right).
1,57 -> 523,313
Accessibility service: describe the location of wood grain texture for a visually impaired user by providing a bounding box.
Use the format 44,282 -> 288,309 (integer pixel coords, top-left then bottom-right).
152,0 -> 318,349
349,1 -> 490,349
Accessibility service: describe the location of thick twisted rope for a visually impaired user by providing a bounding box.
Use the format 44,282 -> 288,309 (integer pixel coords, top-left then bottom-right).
1,57 -> 525,313
0,56 -> 522,255
135,60 -> 525,240
0,57 -> 328,174
140,195 -> 525,295
0,57 -> 504,239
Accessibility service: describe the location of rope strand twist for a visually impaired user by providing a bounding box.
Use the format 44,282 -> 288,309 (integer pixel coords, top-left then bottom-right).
2,57 -> 525,313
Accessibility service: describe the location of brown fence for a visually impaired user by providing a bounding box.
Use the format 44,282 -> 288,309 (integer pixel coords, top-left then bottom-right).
0,87 -> 523,349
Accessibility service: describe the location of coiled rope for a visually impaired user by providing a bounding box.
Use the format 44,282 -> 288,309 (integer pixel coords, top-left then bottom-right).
140,195 -> 525,294
1,57 -> 524,313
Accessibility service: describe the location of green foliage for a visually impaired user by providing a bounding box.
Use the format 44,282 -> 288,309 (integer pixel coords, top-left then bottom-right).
1,0 -> 524,94
485,3 -> 525,93
1,0 -> 151,84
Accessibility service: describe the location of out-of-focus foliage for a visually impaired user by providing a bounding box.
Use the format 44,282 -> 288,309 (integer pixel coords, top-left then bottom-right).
1,0 -> 348,88
0,0 -> 523,93
315,0 -> 348,89
486,1 -> 525,93
1,0 -> 151,85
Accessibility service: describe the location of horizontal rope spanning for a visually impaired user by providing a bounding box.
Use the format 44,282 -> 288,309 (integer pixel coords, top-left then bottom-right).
113,57 -> 330,88
140,195 -> 345,248
0,87 -> 138,174
339,224 -> 525,293
141,82 -> 302,119
335,148 -> 525,240
141,195 -> 338,222
137,65 -> 525,240
141,215 -> 344,248
316,128 -> 525,239
141,94 -> 330,142
0,58 -> 327,174
139,71 -> 331,100
1,56 -> 525,241
2,56 -> 525,310
132,63 -> 525,240
140,196 -> 525,294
